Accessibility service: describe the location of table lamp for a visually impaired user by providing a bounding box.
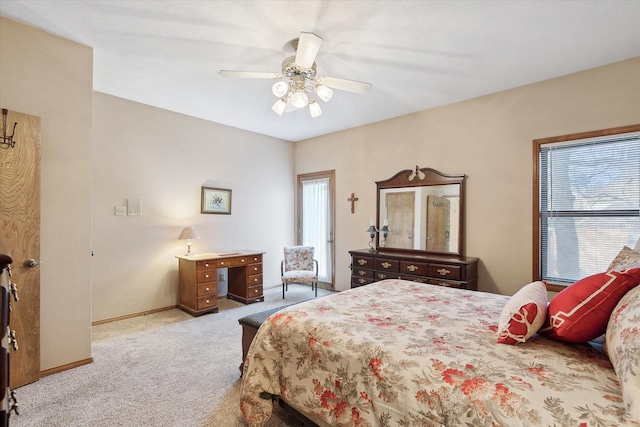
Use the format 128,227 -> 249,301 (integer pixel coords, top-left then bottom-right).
178,226 -> 200,256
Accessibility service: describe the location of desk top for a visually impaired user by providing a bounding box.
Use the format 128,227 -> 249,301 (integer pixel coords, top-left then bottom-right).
176,250 -> 264,261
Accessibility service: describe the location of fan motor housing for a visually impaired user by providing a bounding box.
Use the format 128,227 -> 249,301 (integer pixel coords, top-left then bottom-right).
282,56 -> 316,79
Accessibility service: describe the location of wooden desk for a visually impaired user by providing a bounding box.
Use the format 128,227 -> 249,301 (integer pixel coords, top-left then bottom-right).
176,250 -> 264,316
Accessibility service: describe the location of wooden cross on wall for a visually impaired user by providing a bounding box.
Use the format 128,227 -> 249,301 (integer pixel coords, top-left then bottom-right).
348,193 -> 359,214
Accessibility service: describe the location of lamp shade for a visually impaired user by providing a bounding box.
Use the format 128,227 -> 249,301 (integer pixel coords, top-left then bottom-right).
308,100 -> 322,117
178,226 -> 200,240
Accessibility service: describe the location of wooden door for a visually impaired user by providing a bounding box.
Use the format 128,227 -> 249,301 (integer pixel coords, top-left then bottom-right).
385,192 -> 415,249
0,109 -> 41,388
426,195 -> 450,252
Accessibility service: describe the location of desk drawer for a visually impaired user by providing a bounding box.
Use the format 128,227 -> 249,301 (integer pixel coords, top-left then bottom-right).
247,274 -> 263,286
197,283 -> 216,296
427,278 -> 466,289
247,263 -> 262,275
216,256 -> 248,268
428,264 -> 462,280
197,295 -> 217,310
196,260 -> 216,270
375,258 -> 399,272
374,271 -> 399,281
248,255 -> 262,264
247,284 -> 263,299
196,269 -> 216,283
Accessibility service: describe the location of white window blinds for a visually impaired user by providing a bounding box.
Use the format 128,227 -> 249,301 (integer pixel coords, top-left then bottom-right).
539,132 -> 640,283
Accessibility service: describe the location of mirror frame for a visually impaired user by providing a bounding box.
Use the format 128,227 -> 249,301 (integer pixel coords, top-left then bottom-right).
376,167 -> 466,256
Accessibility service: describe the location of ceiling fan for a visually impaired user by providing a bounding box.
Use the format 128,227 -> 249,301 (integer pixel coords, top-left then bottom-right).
219,32 -> 372,118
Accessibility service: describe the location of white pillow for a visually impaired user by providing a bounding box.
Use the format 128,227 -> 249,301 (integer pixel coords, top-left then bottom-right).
497,281 -> 548,345
607,246 -> 640,273
606,285 -> 640,422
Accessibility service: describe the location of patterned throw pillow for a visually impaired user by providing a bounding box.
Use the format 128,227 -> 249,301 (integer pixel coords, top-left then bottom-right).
539,269 -> 640,343
497,281 -> 548,345
607,246 -> 640,273
606,285 -> 640,422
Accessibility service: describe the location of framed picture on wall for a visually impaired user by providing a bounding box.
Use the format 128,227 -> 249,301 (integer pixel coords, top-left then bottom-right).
201,187 -> 232,214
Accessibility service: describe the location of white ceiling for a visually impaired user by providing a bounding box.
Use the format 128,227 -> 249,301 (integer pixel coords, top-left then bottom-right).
1,1 -> 639,142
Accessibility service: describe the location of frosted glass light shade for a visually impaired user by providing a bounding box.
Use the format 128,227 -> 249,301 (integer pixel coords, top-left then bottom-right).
272,81 -> 289,97
315,85 -> 333,102
272,99 -> 287,115
308,100 -> 322,117
290,91 -> 309,108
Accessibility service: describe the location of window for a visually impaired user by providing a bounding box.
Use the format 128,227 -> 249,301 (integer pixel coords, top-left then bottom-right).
533,125 -> 640,291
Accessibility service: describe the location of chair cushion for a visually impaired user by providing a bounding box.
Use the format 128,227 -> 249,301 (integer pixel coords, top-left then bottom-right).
282,270 -> 318,284
284,246 -> 315,271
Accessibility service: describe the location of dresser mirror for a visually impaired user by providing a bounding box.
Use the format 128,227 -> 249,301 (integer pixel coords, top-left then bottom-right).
376,167 -> 466,256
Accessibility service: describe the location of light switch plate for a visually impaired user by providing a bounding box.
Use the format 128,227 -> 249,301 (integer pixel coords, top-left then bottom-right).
127,199 -> 142,216
114,206 -> 127,216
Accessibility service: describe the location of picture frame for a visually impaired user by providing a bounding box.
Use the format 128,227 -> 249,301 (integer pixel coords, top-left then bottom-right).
201,187 -> 232,214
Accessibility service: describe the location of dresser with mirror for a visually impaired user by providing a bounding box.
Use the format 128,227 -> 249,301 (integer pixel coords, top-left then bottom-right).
349,166 -> 479,290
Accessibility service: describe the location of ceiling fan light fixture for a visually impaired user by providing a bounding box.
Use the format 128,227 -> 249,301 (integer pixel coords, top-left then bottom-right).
272,99 -> 287,116
290,91 -> 309,109
315,85 -> 333,102
272,81 -> 289,98
309,100 -> 322,118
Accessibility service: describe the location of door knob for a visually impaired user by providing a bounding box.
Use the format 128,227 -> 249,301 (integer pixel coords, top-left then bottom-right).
24,259 -> 39,268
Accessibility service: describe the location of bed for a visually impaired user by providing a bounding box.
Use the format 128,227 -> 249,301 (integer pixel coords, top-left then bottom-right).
240,278 -> 640,426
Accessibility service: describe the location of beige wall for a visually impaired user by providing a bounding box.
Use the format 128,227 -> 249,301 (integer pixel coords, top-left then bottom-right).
295,57 -> 640,296
91,93 -> 294,321
0,17 -> 93,370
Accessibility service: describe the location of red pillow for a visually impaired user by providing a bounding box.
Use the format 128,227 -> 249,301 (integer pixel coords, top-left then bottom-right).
539,269 -> 640,343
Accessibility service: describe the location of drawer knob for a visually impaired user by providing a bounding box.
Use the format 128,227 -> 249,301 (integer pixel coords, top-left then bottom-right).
437,282 -> 450,287
357,259 -> 367,265
358,278 -> 366,284
377,273 -> 387,279
358,270 -> 367,276
406,264 -> 418,272
205,287 -> 210,291
205,299 -> 210,303
254,267 -> 258,271
437,268 -> 450,276
220,262 -> 225,265
381,262 -> 391,269
254,289 -> 258,293
205,263 -> 209,267
205,274 -> 209,279
254,278 -> 258,282
241,259 -> 245,262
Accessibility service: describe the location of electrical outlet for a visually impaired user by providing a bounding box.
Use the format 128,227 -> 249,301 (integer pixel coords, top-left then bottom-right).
219,272 -> 225,281
114,206 -> 126,216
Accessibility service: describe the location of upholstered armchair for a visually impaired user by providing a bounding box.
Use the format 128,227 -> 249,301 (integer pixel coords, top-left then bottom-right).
281,246 -> 318,299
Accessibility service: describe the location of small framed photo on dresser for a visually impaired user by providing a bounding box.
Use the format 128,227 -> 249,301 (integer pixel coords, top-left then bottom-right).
201,187 -> 232,214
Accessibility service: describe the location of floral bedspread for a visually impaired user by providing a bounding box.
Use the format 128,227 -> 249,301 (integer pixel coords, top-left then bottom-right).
240,279 -> 638,427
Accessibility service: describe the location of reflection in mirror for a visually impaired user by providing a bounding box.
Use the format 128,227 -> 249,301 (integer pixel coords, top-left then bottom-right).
376,167 -> 465,256
380,185 -> 460,252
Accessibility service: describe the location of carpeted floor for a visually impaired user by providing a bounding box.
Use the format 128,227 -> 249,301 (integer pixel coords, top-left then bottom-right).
10,284 -> 331,427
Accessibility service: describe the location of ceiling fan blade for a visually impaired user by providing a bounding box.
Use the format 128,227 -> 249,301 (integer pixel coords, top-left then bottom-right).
294,32 -> 322,70
317,76 -> 372,94
219,70 -> 281,79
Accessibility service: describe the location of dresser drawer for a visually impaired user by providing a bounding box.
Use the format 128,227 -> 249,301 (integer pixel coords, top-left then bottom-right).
399,274 -> 428,284
197,283 -> 216,296
353,268 -> 373,279
216,256 -> 248,268
197,295 -> 217,310
400,261 -> 427,276
352,255 -> 374,268
375,258 -> 399,272
427,278 -> 466,289
352,276 -> 374,287
247,263 -> 262,275
374,271 -> 399,281
428,263 -> 462,280
196,269 -> 216,283
247,274 -> 263,286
